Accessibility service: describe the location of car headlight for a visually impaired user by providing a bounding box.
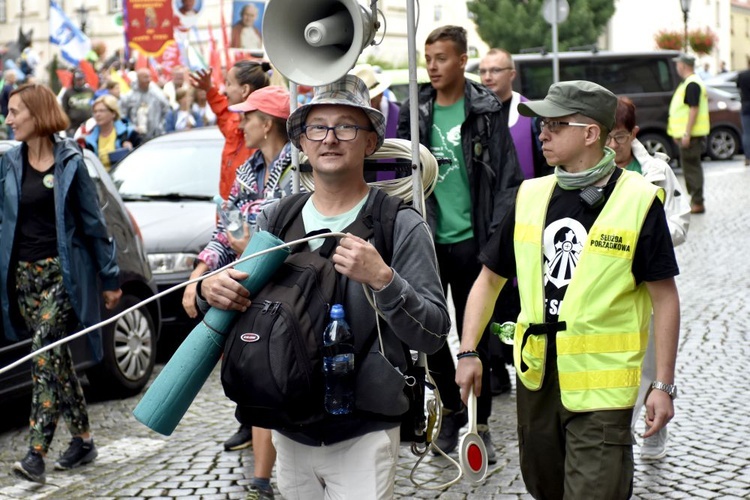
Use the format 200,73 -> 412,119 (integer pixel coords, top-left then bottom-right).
147,253 -> 198,274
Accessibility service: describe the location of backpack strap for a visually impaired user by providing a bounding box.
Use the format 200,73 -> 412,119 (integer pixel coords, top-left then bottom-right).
266,192 -> 311,239
266,193 -> 336,255
368,188 -> 413,266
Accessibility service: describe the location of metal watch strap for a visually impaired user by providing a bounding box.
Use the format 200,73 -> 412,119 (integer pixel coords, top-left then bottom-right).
651,380 -> 678,399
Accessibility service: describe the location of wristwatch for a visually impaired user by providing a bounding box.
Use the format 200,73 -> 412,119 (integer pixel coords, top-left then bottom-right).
651,380 -> 678,399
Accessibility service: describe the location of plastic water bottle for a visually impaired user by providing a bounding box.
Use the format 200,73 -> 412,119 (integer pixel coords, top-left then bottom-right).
212,195 -> 245,239
490,321 -> 516,345
323,304 -> 355,415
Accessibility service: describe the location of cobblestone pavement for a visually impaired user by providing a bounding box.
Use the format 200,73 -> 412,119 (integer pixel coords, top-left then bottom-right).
1,159 -> 749,499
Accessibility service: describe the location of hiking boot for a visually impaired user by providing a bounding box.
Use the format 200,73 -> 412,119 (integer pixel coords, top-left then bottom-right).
12,449 -> 46,484
247,485 -> 275,500
641,426 -> 669,460
477,425 -> 497,464
433,408 -> 467,455
224,424 -> 253,451
54,437 -> 98,470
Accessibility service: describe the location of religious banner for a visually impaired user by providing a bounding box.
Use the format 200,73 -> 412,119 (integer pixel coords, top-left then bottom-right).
173,0 -> 204,33
124,0 -> 176,57
229,0 -> 265,60
230,1 -> 264,50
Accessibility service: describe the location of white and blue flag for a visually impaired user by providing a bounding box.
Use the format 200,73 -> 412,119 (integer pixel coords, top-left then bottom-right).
49,1 -> 91,64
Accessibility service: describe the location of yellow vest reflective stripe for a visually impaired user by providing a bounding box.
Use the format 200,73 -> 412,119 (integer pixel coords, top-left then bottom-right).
513,170 -> 664,411
667,73 -> 710,138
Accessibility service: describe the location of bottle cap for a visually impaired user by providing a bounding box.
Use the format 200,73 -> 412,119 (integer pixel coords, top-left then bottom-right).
330,304 -> 345,319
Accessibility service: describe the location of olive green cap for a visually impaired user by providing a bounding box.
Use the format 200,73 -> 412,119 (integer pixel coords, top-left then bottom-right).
518,80 -> 617,130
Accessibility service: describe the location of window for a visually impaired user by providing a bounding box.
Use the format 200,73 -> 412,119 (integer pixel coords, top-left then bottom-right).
0,0 -> 6,24
519,57 -> 674,100
434,5 -> 442,22
109,0 -> 121,13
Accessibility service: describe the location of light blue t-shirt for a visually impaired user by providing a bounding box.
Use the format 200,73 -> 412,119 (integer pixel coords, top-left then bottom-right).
302,192 -> 369,250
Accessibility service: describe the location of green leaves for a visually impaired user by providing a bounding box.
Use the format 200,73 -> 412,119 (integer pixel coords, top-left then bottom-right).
467,0 -> 616,54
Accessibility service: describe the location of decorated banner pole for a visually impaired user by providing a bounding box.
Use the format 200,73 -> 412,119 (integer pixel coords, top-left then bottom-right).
133,230 -> 289,435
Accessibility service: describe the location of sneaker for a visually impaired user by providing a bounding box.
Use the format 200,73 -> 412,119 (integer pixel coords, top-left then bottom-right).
246,485 -> 275,500
224,424 -> 253,451
477,425 -> 497,464
12,449 -> 46,484
433,408 -> 468,455
54,437 -> 98,470
640,426 -> 669,460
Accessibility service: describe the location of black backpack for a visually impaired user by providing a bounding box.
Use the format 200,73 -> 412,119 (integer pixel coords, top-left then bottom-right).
221,189 -> 415,431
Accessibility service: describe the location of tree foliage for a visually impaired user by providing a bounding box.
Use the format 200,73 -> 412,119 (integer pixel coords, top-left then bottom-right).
467,0 -> 616,54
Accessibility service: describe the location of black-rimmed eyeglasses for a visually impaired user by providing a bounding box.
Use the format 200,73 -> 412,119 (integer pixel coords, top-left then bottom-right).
606,132 -> 632,145
302,124 -> 373,142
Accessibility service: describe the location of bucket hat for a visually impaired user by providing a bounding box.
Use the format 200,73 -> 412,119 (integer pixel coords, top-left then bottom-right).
287,74 -> 385,151
350,64 -> 391,99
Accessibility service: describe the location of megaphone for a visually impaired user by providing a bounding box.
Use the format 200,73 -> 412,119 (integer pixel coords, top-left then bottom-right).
263,0 -> 378,86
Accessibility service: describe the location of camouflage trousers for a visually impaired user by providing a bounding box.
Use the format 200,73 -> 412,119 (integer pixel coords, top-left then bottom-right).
16,257 -> 90,454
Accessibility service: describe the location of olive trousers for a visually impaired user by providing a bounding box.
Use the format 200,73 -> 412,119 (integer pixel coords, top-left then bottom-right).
516,349 -> 635,500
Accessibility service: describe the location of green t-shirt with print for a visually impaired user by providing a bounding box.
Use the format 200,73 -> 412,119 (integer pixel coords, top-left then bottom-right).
430,99 -> 473,244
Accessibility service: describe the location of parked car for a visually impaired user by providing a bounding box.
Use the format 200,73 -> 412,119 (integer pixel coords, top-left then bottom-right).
384,68 -> 482,104
466,50 -> 743,161
110,127 -> 223,339
0,140 -> 161,400
704,70 -> 740,99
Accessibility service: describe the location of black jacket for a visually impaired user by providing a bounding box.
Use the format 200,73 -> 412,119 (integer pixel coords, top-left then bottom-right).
397,79 -> 524,247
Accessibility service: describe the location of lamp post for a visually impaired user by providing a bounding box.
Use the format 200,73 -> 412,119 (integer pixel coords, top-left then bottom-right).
680,0 -> 691,53
76,3 -> 90,34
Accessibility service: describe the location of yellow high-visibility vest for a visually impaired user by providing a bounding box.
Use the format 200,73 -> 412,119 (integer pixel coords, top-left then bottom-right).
667,73 -> 710,138
513,170 -> 664,411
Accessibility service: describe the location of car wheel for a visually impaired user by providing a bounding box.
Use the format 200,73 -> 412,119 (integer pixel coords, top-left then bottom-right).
639,133 -> 675,162
706,127 -> 739,161
88,294 -> 157,398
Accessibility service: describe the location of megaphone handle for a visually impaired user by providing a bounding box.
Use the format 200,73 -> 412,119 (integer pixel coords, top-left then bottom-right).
467,386 -> 477,435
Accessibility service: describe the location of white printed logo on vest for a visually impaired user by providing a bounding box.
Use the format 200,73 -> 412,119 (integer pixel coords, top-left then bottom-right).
543,217 -> 586,289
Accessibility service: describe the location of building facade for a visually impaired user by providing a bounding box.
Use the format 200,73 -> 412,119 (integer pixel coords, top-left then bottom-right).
0,0 -> 743,81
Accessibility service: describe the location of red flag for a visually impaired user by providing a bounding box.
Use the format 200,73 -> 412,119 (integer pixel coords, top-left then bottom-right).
135,51 -> 159,82
147,57 -> 161,83
220,0 -> 233,68
159,43 -> 182,78
56,69 -> 73,89
207,22 -> 224,88
135,51 -> 149,70
78,60 -> 100,89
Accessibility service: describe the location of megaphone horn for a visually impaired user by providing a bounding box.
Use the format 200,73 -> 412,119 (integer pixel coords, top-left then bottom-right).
263,0 -> 378,86
305,11 -> 354,47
